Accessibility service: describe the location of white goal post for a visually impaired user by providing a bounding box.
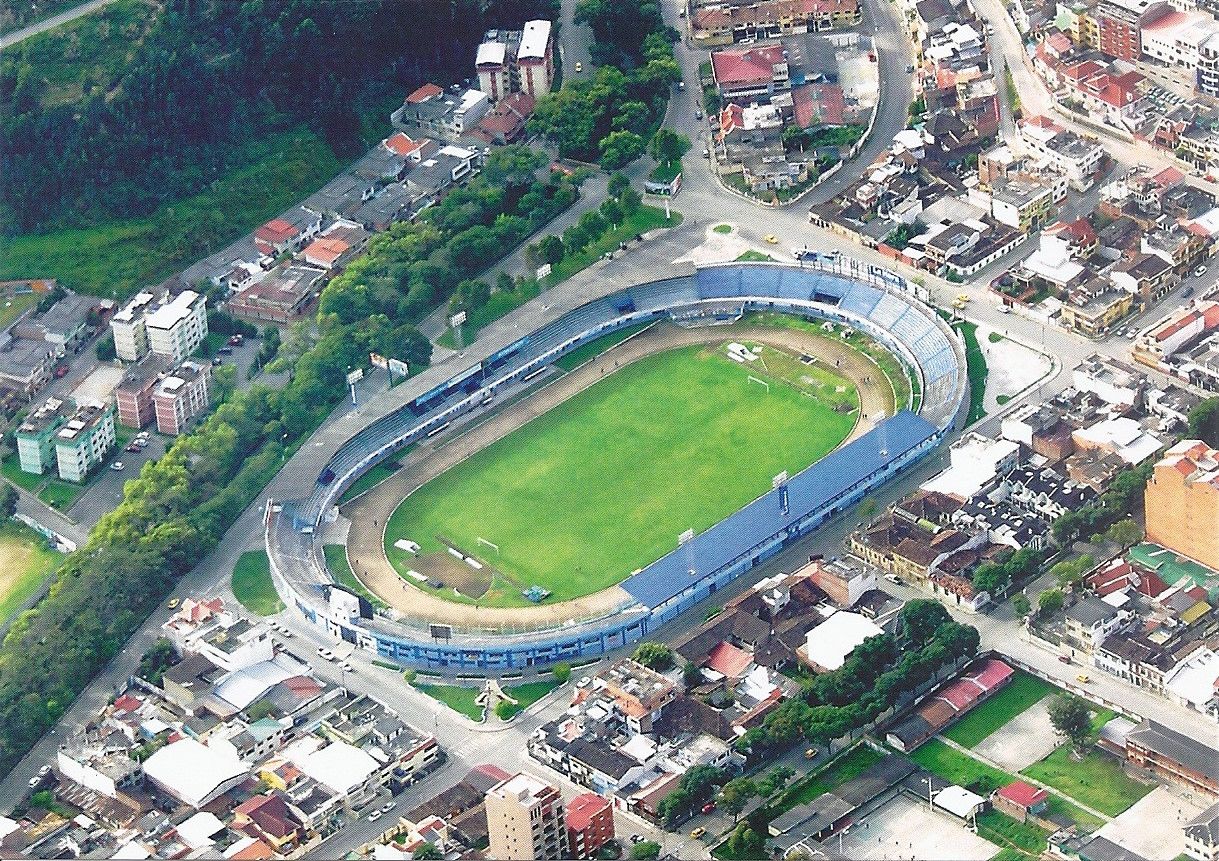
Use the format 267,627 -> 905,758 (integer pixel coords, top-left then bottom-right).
747,375 -> 770,393
477,537 -> 500,554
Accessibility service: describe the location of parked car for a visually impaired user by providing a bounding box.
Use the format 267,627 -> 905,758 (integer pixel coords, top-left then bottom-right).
217,346 -> 233,355
228,335 -> 244,346
1076,674 -> 1091,684
1196,264 -> 1209,278
694,110 -> 702,120
884,573 -> 903,585
317,647 -> 335,661
368,810 -> 383,823
53,364 -> 69,379
109,461 -> 125,471
1184,286 -> 1195,297
630,835 -> 643,844
702,802 -> 716,814
125,443 -> 141,453
804,747 -> 818,759
1057,654 -> 1071,664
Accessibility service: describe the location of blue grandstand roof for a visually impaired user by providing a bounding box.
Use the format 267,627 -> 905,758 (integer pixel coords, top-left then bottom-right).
620,410 -> 937,609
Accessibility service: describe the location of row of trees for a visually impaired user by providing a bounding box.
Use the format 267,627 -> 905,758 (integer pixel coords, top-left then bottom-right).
734,601 -> 980,761
0,0 -> 559,231
317,147 -> 577,327
527,1 -> 679,166
970,546 -> 1046,598
0,147 -> 582,777
526,172 -> 644,271
1050,463 -> 1152,546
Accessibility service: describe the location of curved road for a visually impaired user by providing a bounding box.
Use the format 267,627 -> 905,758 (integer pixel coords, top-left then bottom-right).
0,0 -> 117,49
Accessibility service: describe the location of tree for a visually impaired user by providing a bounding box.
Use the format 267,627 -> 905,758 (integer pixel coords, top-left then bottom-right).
632,641 -> 674,671
495,700 -> 521,720
630,841 -> 661,860
971,562 -> 1009,596
1048,695 -> 1092,755
608,172 -> 632,200
0,484 -> 16,520
137,638 -> 176,686
600,197 -> 624,227
414,843 -> 443,861
1038,588 -> 1064,615
600,130 -> 646,170
482,145 -> 547,189
1188,397 -> 1219,447
726,824 -> 763,860
781,124 -> 811,152
552,662 -> 572,684
538,234 -> 565,266
1106,517 -> 1143,547
718,776 -> 756,822
1011,593 -> 1031,617
96,334 -> 116,362
683,660 -> 703,689
649,128 -> 690,165
899,599 -> 951,646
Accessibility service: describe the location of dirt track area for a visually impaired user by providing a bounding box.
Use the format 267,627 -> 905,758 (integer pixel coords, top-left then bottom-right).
340,322 -> 893,630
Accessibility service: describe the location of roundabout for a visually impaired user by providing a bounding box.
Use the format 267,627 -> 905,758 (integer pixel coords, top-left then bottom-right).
265,260 -> 969,671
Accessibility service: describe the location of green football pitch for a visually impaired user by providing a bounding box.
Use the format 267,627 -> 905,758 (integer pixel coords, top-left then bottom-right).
384,344 -> 857,607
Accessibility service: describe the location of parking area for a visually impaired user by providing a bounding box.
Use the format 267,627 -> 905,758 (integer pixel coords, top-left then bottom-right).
66,433 -> 167,527
972,700 -> 1059,772
1097,785 -> 1209,861
839,794 -> 999,861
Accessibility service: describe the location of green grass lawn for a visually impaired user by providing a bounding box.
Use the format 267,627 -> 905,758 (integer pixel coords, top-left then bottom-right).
231,550 -> 285,616
0,128 -> 343,299
943,671 -> 1058,748
437,280 -> 543,349
504,679 -> 561,709
385,345 -> 855,606
909,739 -> 1017,796
322,544 -> 387,609
940,314 -> 988,424
713,223 -> 734,234
338,459 -> 402,505
976,810 -> 1049,858
0,521 -> 62,626
416,683 -> 485,721
736,250 -> 775,262
2,456 -> 46,493
1022,746 -> 1154,817
38,478 -> 86,511
553,322 -> 654,372
0,292 -> 38,331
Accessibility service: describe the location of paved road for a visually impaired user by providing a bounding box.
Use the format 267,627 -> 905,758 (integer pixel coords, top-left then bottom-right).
0,0 -> 116,48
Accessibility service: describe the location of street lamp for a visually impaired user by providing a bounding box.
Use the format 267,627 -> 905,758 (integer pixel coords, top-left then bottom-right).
837,825 -> 851,855
923,776 -> 934,811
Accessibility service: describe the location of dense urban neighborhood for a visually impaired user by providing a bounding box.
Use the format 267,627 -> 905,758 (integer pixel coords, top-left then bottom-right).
3,0 -> 1219,859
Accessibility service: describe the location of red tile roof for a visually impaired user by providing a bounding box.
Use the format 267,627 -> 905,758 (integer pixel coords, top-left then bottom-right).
112,694 -> 142,714
997,781 -> 1048,808
406,83 -> 443,104
302,237 -> 349,267
1155,310 -> 1203,342
792,83 -> 845,129
471,763 -> 512,783
566,792 -> 612,832
967,658 -> 1015,691
384,132 -> 423,157
705,641 -> 754,679
254,219 -> 299,245
711,43 -> 786,86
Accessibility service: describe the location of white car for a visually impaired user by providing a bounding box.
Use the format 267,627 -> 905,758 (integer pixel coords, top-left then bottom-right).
317,647 -> 335,661
109,461 -> 125,471
381,801 -> 396,814
339,662 -> 354,673
1196,264 -> 1209,278
368,810 -> 383,823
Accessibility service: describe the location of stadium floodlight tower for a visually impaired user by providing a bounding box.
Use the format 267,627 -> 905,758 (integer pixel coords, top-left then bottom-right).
773,471 -> 789,517
679,528 -> 696,577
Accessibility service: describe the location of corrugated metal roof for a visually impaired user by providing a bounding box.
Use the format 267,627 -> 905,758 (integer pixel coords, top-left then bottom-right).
621,411 -> 937,609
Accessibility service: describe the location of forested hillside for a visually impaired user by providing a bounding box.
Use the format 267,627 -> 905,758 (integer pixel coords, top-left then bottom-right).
0,0 -> 557,233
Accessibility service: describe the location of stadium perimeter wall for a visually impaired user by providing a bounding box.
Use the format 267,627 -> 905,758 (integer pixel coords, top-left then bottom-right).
265,262 -> 969,672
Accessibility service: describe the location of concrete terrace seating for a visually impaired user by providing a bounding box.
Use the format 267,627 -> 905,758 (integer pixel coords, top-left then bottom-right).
839,284 -> 885,318
868,294 -> 910,329
629,278 -> 701,312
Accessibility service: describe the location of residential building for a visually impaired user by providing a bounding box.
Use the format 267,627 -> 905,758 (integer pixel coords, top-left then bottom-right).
18,292 -> 96,355
54,400 -> 116,483
1186,803 -> 1219,861
1060,279 -> 1135,337
992,781 -> 1049,823
142,737 -> 248,809
476,29 -> 521,102
114,365 -> 161,430
475,91 -> 536,144
1201,32 -> 1219,96
1073,354 -> 1147,408
711,43 -> 791,101
517,20 -> 554,99
485,772 -> 568,861
16,397 -> 73,475
404,144 -> 480,200
1095,0 -> 1161,61
152,360 -> 211,435
0,335 -> 55,394
802,557 -> 877,607
1146,440 -> 1219,572
111,289 -> 208,363
988,175 -> 1056,231
227,265 -> 325,324
1064,595 -> 1130,653
690,0 -> 861,46
1141,9 -> 1219,69
1018,116 -> 1106,190
565,792 -> 614,860
392,87 -> 490,141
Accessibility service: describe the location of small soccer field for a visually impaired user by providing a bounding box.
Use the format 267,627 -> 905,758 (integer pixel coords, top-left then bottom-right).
384,344 -> 858,607
0,521 -> 62,626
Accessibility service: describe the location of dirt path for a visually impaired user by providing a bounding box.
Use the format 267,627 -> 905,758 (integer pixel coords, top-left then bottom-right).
341,322 -> 893,630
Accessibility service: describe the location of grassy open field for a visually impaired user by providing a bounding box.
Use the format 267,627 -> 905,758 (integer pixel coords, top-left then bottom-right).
943,671 -> 1058,748
231,550 -> 285,616
385,344 -> 856,606
909,738 -> 1017,796
0,291 -> 38,331
0,521 -> 62,626
1022,746 -> 1154,817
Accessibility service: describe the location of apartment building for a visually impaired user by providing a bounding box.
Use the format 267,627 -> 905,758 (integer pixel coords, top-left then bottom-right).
1145,439 -> 1219,571
111,289 -> 208,363
485,772 -> 568,861
517,20 -> 554,99
15,396 -> 73,475
54,399 -> 117,483
152,360 -> 211,435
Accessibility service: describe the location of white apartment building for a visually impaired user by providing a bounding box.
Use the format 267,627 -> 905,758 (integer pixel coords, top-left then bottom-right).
54,400 -> 116,483
111,289 -> 208,363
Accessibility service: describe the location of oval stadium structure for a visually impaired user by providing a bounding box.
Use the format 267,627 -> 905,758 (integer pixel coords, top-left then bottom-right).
265,260 -> 969,672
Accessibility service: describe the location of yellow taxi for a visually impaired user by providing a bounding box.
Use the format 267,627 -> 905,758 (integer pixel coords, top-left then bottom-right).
957,293 -> 970,302
167,598 -> 180,609
691,827 -> 707,839
764,234 -> 779,244
1076,674 -> 1091,684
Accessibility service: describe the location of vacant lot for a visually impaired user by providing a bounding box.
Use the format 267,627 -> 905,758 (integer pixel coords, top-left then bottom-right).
385,345 -> 855,607
972,701 -> 1060,772
0,522 -> 61,626
841,794 -> 998,861
1022,746 -> 1154,817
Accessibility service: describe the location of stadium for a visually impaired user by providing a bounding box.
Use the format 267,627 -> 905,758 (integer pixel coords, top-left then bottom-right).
265,259 -> 968,672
